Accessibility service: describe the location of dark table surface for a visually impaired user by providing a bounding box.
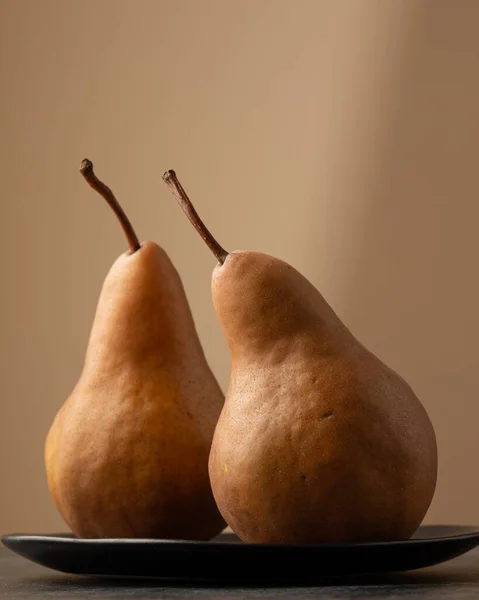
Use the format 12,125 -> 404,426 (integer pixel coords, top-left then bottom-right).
1,545 -> 478,599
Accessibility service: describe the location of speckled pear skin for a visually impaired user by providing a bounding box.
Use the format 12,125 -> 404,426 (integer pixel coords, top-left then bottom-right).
46,241 -> 225,539
208,251 -> 437,544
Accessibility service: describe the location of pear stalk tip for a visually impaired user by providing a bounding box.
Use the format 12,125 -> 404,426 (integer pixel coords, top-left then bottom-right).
80,158 -> 93,173
162,169 -> 176,183
162,169 -> 228,264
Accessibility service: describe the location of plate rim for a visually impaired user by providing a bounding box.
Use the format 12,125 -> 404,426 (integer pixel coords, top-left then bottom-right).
3,524 -> 479,550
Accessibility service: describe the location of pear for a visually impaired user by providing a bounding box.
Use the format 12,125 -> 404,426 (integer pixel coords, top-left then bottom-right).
163,170 -> 437,544
45,160 -> 225,540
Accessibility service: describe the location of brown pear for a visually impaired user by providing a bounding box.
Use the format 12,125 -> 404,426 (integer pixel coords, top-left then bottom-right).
163,170 -> 437,544
45,160 -> 225,539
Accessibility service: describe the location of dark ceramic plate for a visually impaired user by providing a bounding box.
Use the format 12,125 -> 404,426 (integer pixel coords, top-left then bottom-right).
2,526 -> 479,583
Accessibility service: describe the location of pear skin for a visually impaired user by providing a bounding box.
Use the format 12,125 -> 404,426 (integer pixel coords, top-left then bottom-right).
45,161 -> 225,539
163,171 -> 437,544
209,251 -> 437,543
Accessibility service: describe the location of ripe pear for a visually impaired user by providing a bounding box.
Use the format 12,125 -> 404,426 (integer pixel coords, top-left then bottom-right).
45,160 -> 225,540
163,170 -> 438,544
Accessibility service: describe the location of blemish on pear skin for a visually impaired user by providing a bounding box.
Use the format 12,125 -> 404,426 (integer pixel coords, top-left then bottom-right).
224,464 -> 228,474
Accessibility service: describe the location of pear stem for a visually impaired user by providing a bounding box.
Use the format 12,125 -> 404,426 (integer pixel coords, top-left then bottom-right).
80,159 -> 141,254
162,170 -> 228,264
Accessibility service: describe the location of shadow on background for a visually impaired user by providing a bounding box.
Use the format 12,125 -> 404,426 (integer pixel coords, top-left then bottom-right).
306,0 -> 479,526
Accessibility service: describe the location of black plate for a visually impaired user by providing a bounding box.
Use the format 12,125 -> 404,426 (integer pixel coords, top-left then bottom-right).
2,526 -> 479,583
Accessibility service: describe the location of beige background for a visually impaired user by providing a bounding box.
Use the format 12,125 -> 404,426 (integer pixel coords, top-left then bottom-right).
0,0 -> 478,534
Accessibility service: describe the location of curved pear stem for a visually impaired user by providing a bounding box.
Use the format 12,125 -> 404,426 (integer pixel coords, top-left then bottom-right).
162,170 -> 228,264
80,159 -> 141,254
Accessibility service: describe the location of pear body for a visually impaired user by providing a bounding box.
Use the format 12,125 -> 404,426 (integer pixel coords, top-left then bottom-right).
46,242 -> 225,539
208,251 -> 437,544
